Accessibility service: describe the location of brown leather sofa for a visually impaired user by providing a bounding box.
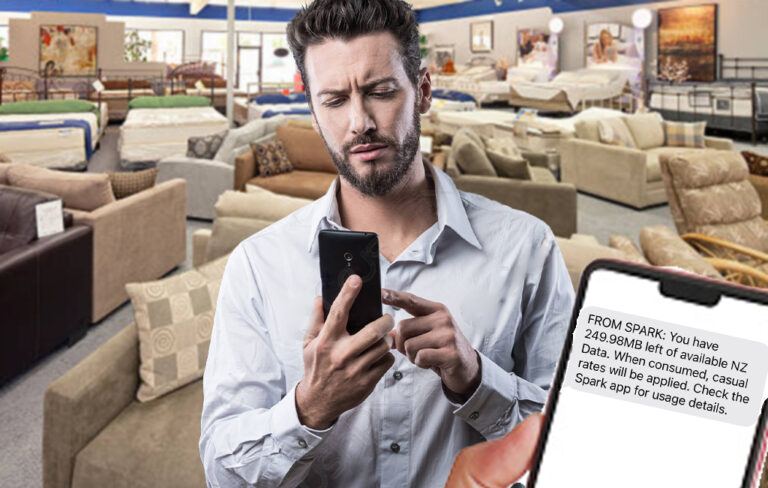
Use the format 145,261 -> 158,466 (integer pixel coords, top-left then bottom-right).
0,185 -> 92,384
235,119 -> 338,199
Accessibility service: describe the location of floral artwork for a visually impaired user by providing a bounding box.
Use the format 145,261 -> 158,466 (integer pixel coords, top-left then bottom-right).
658,5 -> 717,82
40,25 -> 98,76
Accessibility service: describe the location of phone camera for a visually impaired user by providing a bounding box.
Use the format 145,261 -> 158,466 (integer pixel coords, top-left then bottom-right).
344,252 -> 353,262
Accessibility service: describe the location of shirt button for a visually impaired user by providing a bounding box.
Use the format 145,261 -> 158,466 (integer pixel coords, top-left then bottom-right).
393,371 -> 403,381
390,442 -> 400,453
469,411 -> 480,420
298,439 -> 308,448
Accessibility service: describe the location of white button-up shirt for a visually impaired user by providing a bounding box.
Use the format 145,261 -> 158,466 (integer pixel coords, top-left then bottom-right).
200,163 -> 574,487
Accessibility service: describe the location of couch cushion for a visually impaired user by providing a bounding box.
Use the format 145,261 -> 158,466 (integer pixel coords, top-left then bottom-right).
483,136 -> 523,160
529,166 -> 556,183
624,113 -> 665,150
187,130 -> 227,159
251,140 -> 293,177
664,121 -> 706,148
71,381 -> 205,488
108,168 -> 158,199
639,226 -> 723,280
556,236 -> 626,290
276,124 -> 337,173
216,186 -> 311,220
214,114 -> 287,166
247,170 -> 336,200
597,118 -> 636,148
574,119 -> 600,142
487,150 -> 530,180
0,185 -> 61,254
445,151 -> 461,178
608,235 -> 649,264
644,147 -> 707,183
7,164 -> 115,212
126,268 -> 220,402
207,216 -> 275,262
0,162 -> 10,184
452,128 -> 496,176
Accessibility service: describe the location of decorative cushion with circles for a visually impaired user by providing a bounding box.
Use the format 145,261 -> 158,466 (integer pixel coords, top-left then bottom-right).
187,130 -> 228,159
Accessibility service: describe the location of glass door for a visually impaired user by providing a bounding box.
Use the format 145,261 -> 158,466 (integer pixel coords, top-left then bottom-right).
238,47 -> 260,94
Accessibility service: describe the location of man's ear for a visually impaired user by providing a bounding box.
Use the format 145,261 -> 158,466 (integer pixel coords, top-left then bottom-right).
418,67 -> 432,115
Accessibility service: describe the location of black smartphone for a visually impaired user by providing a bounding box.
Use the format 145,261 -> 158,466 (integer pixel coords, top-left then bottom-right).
528,260 -> 768,488
318,229 -> 382,335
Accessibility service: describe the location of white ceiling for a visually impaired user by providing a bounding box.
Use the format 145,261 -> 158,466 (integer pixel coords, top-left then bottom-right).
178,0 -> 470,9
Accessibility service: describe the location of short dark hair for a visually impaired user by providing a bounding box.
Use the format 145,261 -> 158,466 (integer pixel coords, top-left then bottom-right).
286,0 -> 421,104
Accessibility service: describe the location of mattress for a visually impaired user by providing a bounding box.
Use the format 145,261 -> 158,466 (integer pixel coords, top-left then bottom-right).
96,89 -> 156,99
649,85 -> 768,119
509,70 -> 628,111
119,106 -> 229,164
434,109 -> 518,136
0,102 -> 107,169
247,102 -> 311,121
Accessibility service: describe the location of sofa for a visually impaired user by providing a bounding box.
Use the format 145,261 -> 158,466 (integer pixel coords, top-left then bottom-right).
0,185 -> 92,384
157,115 -> 287,219
235,119 -> 338,199
2,164 -> 187,322
560,112 -> 734,208
434,127 -> 577,238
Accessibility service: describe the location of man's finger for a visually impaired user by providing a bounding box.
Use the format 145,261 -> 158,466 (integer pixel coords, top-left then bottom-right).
324,274 -> 363,338
445,413 -> 544,488
395,316 -> 435,354
304,296 -> 325,346
382,289 -> 441,316
347,314 -> 395,357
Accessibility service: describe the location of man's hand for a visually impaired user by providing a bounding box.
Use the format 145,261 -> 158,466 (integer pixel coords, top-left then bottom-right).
445,413 -> 543,488
382,289 -> 480,399
296,275 -> 395,430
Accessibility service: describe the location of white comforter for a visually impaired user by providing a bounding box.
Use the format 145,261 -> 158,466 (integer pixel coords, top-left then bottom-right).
510,70 -> 629,108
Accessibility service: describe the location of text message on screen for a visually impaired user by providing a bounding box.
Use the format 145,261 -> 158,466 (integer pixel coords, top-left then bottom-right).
565,306 -> 768,426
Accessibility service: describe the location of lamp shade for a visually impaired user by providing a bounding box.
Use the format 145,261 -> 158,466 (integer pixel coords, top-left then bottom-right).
632,8 -> 653,29
548,17 -> 564,34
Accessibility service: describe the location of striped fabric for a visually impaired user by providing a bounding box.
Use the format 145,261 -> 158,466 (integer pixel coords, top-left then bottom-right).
664,121 -> 706,148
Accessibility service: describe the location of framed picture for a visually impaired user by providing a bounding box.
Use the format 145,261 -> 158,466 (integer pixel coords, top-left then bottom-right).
434,44 -> 454,68
39,25 -> 98,76
657,4 -> 718,82
470,20 -> 493,53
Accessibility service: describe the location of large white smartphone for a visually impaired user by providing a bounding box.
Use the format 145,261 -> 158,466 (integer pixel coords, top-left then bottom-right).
528,260 -> 768,488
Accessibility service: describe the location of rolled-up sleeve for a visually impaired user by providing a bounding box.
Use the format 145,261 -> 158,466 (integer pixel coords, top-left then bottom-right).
445,223 -> 574,440
200,245 -> 331,488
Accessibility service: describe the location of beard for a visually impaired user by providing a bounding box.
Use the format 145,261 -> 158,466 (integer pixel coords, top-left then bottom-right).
317,100 -> 421,197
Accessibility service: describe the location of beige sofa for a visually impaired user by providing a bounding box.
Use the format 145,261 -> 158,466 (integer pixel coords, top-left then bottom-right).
2,164 -> 187,322
560,113 -> 734,208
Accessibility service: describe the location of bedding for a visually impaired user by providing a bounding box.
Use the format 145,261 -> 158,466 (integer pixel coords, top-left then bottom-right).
128,95 -> 211,110
508,69 -> 630,112
119,106 -> 229,166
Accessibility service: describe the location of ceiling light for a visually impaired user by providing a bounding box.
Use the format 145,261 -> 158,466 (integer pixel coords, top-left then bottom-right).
548,17 -> 564,34
632,8 -> 653,29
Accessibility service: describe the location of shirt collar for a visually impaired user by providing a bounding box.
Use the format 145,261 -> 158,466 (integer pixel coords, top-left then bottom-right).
307,160 -> 481,253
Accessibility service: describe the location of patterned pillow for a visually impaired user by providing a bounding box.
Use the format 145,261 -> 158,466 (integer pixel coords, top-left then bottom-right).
108,168 -> 158,199
742,150 -> 768,177
250,140 -> 293,176
187,130 -> 228,159
664,121 -> 706,148
597,118 -> 636,148
126,267 -> 221,402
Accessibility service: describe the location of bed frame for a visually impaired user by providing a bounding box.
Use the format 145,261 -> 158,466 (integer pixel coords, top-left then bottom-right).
0,65 -> 91,105
168,61 -> 230,111
646,55 -> 768,144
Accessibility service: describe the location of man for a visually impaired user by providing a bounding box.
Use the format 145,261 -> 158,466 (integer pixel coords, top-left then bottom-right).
199,1 -> 574,486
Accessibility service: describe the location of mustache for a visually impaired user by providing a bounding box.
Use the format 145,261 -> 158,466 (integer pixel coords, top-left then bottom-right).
342,132 -> 399,155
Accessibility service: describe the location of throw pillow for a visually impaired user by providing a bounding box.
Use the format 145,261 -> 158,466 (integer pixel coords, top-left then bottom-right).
487,150 -> 531,180
108,168 -> 158,199
250,140 -> 293,177
452,128 -> 496,176
7,164 -> 115,212
742,150 -> 768,177
608,235 -> 649,265
597,118 -> 636,148
664,121 -> 706,148
126,268 -> 221,402
187,130 -> 228,159
483,136 -> 523,160
0,162 -> 10,185
623,113 -> 665,150
639,226 -> 723,280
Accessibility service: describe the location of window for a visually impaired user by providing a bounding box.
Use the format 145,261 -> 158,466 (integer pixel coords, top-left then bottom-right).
0,26 -> 8,62
201,31 -> 227,76
262,33 -> 296,90
126,29 -> 184,64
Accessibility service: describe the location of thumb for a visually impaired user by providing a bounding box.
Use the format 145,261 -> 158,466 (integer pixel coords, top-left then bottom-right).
304,296 -> 325,346
445,413 -> 543,488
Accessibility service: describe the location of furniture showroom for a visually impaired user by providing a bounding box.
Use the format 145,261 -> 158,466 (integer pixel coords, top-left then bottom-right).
1,0 -> 767,486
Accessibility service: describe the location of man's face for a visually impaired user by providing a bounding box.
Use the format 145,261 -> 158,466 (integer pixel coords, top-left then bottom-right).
304,32 -> 428,197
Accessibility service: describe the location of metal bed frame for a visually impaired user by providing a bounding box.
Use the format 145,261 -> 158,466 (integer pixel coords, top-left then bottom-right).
646,55 -> 768,144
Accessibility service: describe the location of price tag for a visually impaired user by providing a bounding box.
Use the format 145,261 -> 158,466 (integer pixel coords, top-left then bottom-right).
195,80 -> 205,91
92,79 -> 105,93
36,199 -> 64,238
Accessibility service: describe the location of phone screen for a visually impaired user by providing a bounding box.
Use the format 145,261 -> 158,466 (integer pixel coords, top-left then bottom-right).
530,267 -> 768,488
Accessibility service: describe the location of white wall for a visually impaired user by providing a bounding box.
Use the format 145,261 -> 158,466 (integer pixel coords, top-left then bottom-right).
420,0 -> 768,73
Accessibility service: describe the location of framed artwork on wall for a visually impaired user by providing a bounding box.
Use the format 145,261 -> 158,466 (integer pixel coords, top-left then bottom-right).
657,4 -> 718,82
434,45 -> 454,68
39,25 -> 98,76
470,20 -> 493,53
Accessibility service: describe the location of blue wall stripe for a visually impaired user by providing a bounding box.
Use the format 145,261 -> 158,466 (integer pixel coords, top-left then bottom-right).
0,0 -> 297,22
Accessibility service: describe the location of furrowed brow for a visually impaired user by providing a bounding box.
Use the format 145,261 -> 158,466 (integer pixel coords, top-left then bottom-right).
316,77 -> 399,98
